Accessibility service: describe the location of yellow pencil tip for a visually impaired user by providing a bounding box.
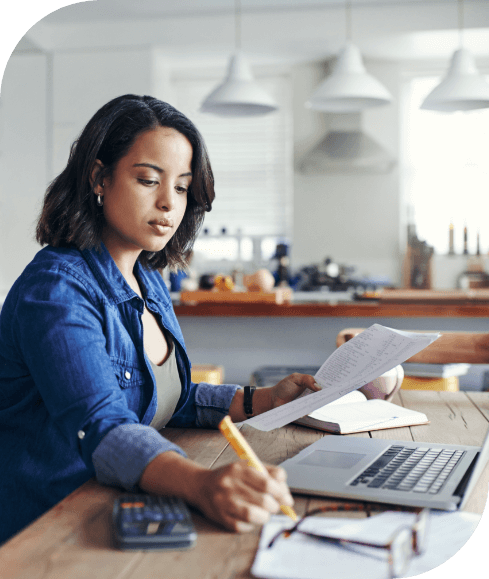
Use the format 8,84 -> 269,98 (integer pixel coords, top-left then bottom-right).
280,505 -> 298,521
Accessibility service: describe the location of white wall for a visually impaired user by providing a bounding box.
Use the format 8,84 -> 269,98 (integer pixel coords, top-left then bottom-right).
51,48 -> 154,177
0,53 -> 48,294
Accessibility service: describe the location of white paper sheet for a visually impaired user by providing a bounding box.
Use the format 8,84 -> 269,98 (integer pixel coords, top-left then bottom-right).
245,324 -> 439,432
251,510 -> 481,579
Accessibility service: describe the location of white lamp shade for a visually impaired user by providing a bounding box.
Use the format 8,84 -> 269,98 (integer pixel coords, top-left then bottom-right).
306,43 -> 392,112
421,48 -> 489,112
200,53 -> 278,117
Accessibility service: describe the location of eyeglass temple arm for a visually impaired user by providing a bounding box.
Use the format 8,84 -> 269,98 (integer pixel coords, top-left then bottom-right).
294,529 -> 390,550
267,503 -> 375,548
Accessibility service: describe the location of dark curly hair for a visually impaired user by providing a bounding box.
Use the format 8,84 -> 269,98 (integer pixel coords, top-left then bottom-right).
36,94 -> 214,270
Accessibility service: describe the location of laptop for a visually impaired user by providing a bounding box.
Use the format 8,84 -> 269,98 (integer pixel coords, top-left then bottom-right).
280,427 -> 489,511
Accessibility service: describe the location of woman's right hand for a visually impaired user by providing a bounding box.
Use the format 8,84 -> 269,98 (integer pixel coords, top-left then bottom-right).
139,450 -> 294,532
190,461 -> 294,532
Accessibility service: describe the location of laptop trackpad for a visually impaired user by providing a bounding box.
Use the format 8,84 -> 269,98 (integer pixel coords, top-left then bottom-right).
299,450 -> 366,469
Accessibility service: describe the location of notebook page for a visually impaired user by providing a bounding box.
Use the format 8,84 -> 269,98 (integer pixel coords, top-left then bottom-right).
307,399 -> 427,432
245,324 -> 439,432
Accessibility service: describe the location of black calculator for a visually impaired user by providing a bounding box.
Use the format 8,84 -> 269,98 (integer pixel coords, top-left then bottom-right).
112,493 -> 197,550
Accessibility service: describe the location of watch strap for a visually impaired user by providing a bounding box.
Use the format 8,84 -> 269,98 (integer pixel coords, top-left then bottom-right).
243,386 -> 256,417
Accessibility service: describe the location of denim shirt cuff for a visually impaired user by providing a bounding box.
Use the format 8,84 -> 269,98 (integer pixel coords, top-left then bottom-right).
194,382 -> 241,428
92,423 -> 187,491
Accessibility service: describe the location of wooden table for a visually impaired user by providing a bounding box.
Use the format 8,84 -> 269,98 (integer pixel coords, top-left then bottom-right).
2,390 -> 489,579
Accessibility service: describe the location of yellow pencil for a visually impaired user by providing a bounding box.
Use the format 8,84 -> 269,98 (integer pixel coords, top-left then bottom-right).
218,415 -> 297,521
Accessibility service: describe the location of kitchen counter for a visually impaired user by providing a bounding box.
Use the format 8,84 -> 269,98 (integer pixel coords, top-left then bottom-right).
172,288 -> 489,317
173,300 -> 489,318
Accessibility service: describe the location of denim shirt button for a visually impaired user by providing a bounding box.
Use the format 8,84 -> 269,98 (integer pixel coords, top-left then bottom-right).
124,370 -> 131,380
77,430 -> 85,440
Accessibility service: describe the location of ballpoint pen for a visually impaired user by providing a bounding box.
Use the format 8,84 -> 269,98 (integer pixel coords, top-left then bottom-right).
218,415 -> 297,521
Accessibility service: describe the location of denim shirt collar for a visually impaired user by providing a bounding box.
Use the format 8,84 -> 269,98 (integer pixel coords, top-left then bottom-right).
81,243 -> 171,311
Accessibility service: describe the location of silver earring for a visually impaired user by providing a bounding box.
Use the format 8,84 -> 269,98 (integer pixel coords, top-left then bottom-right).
96,194 -> 103,207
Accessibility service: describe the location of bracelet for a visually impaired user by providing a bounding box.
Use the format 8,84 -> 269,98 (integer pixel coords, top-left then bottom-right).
243,386 -> 256,417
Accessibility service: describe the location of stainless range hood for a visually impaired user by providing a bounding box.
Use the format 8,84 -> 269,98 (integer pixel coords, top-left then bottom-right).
299,113 -> 395,174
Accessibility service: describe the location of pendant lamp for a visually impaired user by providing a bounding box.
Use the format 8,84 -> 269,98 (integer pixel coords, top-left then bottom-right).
306,43 -> 393,112
421,49 -> 489,112
306,2 -> 392,113
420,1 -> 489,112
200,52 -> 278,117
200,0 -> 278,117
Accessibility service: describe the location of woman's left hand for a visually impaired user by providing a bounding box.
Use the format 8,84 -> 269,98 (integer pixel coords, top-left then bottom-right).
229,373 -> 322,422
269,373 -> 321,410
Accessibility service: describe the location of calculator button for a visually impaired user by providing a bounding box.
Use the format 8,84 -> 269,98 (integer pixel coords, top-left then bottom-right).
144,509 -> 164,522
120,501 -> 145,508
146,522 -> 161,535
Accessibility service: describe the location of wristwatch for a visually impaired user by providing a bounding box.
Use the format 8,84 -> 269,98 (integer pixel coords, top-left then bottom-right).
243,385 -> 256,417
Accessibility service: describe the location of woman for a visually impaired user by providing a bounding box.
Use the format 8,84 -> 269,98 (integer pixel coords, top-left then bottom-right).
0,94 -> 318,544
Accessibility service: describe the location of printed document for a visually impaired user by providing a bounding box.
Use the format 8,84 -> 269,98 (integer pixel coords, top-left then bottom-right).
245,324 -> 439,432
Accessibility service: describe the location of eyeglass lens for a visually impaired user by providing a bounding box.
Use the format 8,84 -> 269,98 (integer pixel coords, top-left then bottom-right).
390,510 -> 429,577
391,527 -> 413,578
413,509 -> 429,555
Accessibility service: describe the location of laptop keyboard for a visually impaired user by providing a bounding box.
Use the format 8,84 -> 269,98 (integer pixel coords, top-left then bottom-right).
350,445 -> 465,494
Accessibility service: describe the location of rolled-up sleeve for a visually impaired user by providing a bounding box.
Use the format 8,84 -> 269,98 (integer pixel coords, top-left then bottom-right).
92,424 -> 186,490
193,382 -> 241,428
92,382 -> 241,490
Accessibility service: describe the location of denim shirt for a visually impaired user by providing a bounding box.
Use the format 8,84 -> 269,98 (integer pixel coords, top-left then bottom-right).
0,244 -> 239,544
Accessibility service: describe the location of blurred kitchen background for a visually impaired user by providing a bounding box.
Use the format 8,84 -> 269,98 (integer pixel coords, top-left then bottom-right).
1,0 -> 489,388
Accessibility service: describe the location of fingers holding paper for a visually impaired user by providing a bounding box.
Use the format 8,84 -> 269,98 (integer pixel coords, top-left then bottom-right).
269,373 -> 321,409
195,462 -> 294,533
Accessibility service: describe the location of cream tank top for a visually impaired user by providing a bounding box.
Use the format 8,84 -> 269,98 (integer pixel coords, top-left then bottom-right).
149,336 -> 182,430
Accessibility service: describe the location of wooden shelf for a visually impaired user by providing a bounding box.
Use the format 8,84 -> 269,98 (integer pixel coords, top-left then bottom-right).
173,301 -> 489,317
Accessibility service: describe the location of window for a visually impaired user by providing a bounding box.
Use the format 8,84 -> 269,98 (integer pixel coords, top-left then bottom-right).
171,68 -> 293,268
402,74 -> 489,256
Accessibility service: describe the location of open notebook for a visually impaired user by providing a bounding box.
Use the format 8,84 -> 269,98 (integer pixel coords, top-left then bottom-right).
294,390 -> 429,434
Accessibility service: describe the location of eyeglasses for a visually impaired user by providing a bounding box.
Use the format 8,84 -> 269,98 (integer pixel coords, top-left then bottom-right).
267,506 -> 429,579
